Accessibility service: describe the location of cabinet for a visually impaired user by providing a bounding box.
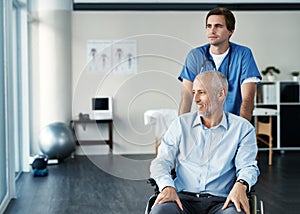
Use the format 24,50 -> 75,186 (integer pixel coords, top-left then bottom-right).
255,81 -> 300,150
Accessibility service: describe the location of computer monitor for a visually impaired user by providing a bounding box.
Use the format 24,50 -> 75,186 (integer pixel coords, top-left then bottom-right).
91,96 -> 113,120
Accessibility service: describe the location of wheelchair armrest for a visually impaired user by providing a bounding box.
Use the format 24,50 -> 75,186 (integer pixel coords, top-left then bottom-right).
247,189 -> 254,201
147,178 -> 160,195
147,178 -> 156,186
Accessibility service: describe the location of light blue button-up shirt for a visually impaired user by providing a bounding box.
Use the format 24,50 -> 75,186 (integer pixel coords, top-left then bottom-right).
150,111 -> 260,198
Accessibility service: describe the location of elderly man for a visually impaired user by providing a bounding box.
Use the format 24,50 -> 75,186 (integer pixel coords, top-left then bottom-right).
150,71 -> 259,214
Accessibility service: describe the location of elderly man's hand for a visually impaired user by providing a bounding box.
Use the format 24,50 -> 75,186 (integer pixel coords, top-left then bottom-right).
222,182 -> 250,214
152,186 -> 183,211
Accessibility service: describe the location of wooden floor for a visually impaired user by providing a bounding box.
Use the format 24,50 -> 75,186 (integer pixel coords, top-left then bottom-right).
254,150 -> 300,214
4,151 -> 300,214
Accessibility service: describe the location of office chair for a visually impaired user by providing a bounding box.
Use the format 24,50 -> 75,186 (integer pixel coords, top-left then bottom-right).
145,178 -> 264,214
256,116 -> 273,166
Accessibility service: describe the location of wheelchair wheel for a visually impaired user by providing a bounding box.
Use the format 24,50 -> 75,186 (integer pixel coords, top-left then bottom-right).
250,195 -> 257,214
259,199 -> 265,214
145,194 -> 157,214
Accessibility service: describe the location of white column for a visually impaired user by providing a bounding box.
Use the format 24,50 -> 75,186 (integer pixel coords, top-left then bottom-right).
30,0 -> 72,154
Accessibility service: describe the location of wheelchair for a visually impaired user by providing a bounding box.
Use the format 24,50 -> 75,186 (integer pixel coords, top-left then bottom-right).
145,178 -> 264,214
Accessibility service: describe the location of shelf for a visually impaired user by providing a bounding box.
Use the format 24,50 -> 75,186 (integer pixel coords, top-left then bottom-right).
280,103 -> 300,105
255,103 -> 277,106
75,140 -> 110,146
255,81 -> 300,151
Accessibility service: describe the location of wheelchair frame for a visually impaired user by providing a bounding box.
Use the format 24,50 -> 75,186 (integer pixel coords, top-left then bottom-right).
145,178 -> 264,214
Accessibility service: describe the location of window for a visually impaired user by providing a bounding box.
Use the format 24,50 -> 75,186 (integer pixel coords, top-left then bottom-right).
0,0 -> 8,212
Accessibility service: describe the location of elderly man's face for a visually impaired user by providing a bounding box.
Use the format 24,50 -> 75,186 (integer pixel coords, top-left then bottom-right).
192,76 -> 219,117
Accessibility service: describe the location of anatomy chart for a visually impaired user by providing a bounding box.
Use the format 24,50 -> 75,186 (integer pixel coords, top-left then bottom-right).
86,40 -> 137,75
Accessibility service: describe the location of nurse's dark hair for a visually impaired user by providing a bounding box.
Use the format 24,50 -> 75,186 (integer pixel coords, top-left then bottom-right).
206,7 -> 235,32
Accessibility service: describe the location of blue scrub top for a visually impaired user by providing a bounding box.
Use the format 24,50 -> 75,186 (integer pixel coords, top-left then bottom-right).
178,42 -> 262,115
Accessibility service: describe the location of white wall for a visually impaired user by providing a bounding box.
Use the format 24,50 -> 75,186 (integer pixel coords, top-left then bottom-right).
233,10 -> 300,79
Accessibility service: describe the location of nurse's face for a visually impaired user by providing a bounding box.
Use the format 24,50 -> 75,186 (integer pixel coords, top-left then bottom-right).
206,15 -> 233,46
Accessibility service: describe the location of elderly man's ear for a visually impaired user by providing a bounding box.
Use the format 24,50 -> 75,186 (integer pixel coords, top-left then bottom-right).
218,89 -> 227,99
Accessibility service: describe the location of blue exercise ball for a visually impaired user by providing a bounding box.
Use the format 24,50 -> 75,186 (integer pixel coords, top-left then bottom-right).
39,122 -> 76,160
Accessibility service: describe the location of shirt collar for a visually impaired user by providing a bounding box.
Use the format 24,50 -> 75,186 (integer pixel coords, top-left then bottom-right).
192,111 -> 228,130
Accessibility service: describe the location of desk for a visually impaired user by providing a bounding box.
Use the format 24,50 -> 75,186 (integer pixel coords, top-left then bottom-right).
70,119 -> 113,151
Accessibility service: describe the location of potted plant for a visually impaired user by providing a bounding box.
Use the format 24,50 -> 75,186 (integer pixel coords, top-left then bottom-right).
291,71 -> 300,81
261,66 -> 280,81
